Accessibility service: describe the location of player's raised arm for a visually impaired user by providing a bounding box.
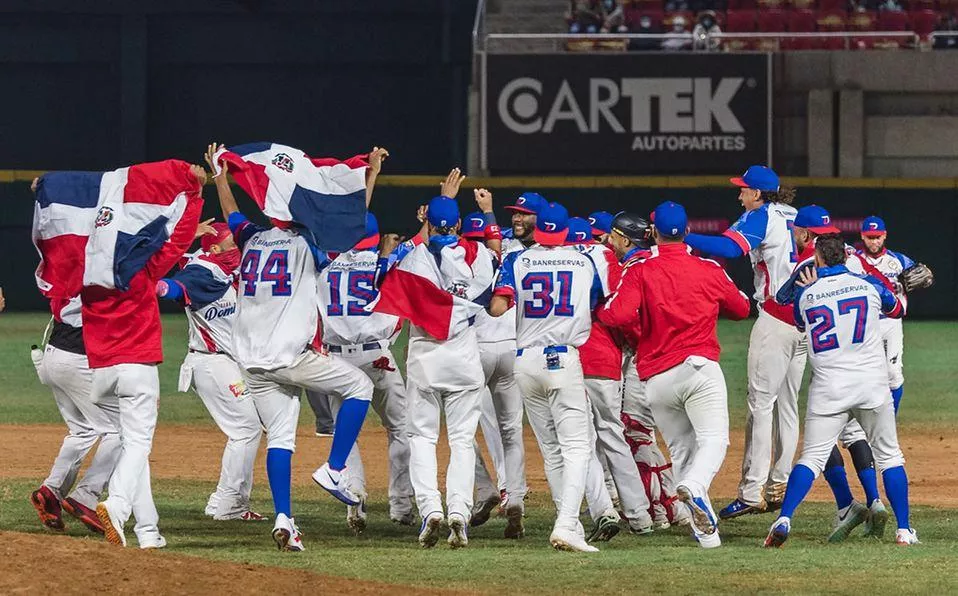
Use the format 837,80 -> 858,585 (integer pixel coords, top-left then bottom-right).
365,146 -> 389,207
488,250 -> 519,317
474,188 -> 502,255
205,142 -> 239,219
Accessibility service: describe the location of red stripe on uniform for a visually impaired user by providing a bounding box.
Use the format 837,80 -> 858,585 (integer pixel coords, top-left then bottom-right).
722,228 -> 751,254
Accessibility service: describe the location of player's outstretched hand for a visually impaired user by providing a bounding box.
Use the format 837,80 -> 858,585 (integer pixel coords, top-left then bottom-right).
379,233 -> 401,256
205,142 -> 228,179
440,167 -> 466,199
474,188 -> 493,213
796,266 -> 818,288
416,204 -> 427,223
194,218 -> 217,239
31,177 -> 39,193
369,146 -> 389,175
190,164 -> 208,185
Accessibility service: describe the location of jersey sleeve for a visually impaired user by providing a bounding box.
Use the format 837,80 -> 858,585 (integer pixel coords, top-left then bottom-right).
161,264 -> 232,310
493,250 -> 521,308
228,212 -> 265,251
724,207 -> 769,253
714,264 -> 751,320
684,233 -> 746,259
891,250 -> 916,270
793,286 -> 808,332
597,265 -> 642,328
862,274 -> 904,319
775,257 -> 815,305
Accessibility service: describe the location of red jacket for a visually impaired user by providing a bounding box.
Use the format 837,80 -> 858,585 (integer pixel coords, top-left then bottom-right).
598,242 -> 750,380
81,196 -> 203,368
579,244 -> 623,379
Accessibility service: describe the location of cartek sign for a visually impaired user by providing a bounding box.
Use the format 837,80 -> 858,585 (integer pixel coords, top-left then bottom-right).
484,53 -> 770,174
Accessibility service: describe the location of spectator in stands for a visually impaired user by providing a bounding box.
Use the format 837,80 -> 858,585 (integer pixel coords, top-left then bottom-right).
665,0 -> 690,10
661,15 -> 691,51
630,14 -> 664,51
878,0 -> 904,12
692,10 -> 722,51
567,0 -> 603,34
934,12 -> 958,49
599,0 -> 627,34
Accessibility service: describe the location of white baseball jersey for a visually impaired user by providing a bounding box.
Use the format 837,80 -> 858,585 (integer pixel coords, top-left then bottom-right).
495,245 -> 602,349
318,249 -> 400,346
473,238 -> 525,344
725,202 -> 798,302
176,256 -> 238,356
795,265 -> 902,415
859,249 -> 914,312
576,242 -> 618,296
231,215 -> 325,370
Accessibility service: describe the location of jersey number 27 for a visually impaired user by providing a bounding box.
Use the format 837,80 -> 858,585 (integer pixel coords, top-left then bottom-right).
804,296 -> 868,354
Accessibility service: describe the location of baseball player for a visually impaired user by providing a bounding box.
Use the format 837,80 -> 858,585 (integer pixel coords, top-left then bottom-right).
604,212 -> 689,529
765,234 -> 918,547
307,391 -> 336,437
600,201 -> 751,549
208,144 -> 376,552
588,211 -> 614,245
566,216 -> 655,536
29,296 -> 120,536
858,216 -> 932,413
489,202 -> 611,553
685,165 -> 805,519
460,208 -> 522,532
156,223 -> 264,522
373,181 -> 495,549
312,212 -> 415,532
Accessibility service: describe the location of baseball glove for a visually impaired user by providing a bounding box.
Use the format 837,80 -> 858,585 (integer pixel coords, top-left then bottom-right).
900,263 -> 934,293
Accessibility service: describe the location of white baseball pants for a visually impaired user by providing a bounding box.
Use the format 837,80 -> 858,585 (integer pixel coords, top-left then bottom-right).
881,318 -> 904,389
474,387 -> 507,502
646,356 -> 730,507
314,345 -> 413,517
798,400 -> 905,475
38,345 -> 120,509
739,309 -> 807,505
516,346 -> 591,535
586,377 -> 652,525
182,352 -> 262,519
93,363 -> 162,545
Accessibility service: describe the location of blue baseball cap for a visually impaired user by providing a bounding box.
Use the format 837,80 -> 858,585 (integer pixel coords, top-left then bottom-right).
505,192 -> 547,215
794,205 -> 840,234
427,196 -> 460,228
534,202 -> 569,246
652,201 -> 688,238
588,211 -> 614,235
461,211 -> 487,239
353,212 -> 380,250
861,215 -> 887,237
565,217 -> 592,245
731,165 -> 780,192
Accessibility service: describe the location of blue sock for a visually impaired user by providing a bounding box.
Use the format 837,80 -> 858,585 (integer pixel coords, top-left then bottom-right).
780,464 -> 816,519
891,385 -> 904,413
857,468 -> 880,507
823,466 -> 854,510
328,398 -> 370,471
266,448 -> 293,517
882,465 -> 910,530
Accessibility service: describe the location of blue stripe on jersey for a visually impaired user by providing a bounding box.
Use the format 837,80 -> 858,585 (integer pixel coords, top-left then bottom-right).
887,250 -> 915,270
496,250 -> 523,293
36,171 -> 102,208
228,212 -> 264,251
728,203 -> 770,250
168,264 -> 232,310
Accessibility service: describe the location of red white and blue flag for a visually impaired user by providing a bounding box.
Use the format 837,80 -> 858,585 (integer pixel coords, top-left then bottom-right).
33,159 -> 201,298
212,142 -> 368,251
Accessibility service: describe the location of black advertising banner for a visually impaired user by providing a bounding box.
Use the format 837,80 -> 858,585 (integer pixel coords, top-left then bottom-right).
485,53 -> 770,174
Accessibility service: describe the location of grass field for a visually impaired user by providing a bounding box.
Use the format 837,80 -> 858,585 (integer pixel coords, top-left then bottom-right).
1,313 -> 957,594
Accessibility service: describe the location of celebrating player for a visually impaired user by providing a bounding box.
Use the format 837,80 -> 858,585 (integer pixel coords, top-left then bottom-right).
600,201 -> 751,549
765,234 -> 918,547
685,165 -> 805,519
207,144 -> 375,552
489,202 -> 606,553
156,222 -> 264,522
588,211 -> 614,245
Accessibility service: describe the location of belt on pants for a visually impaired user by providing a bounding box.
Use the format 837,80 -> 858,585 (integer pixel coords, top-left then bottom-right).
324,342 -> 383,354
189,348 -> 225,355
516,345 -> 569,357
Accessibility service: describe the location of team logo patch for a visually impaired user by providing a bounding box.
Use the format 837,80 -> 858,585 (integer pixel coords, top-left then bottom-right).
449,281 -> 469,298
94,206 -> 114,228
588,217 -> 596,225
228,380 -> 248,398
544,222 -> 557,231
271,152 -> 295,173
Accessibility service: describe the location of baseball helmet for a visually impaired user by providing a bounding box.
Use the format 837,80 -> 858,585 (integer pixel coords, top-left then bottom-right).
610,212 -> 651,248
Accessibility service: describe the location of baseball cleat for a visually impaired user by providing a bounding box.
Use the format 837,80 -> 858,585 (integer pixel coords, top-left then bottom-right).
139,534 -> 167,549
418,512 -> 445,549
30,486 -> 65,531
677,487 -> 716,534
828,501 -> 869,543
550,528 -> 599,553
272,514 -> 304,552
895,528 -> 920,546
719,498 -> 766,520
347,496 -> 368,535
764,516 -> 791,548
390,511 -> 416,526
447,513 -> 468,549
628,517 -> 654,535
504,504 -> 525,539
96,502 -> 127,547
213,509 -> 267,521
469,494 -> 500,527
62,497 -> 104,534
312,463 -> 360,506
862,500 -> 889,539
586,513 -> 621,543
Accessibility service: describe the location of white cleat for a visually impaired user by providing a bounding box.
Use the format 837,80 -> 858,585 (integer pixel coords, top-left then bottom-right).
139,534 -> 167,549
447,513 -> 469,549
677,485 -> 721,548
862,500 -> 889,539
272,513 -> 305,552
550,528 -> 600,553
418,512 -> 445,549
895,528 -> 921,546
312,463 -> 360,506
828,501 -> 869,543
96,501 -> 127,547
347,496 -> 368,535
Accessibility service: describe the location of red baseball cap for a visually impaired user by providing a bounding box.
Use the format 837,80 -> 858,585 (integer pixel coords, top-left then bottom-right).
201,223 -> 232,253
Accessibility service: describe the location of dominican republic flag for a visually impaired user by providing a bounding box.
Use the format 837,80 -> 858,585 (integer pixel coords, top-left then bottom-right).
33,160 -> 201,298
370,240 -> 494,340
212,142 -> 368,251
